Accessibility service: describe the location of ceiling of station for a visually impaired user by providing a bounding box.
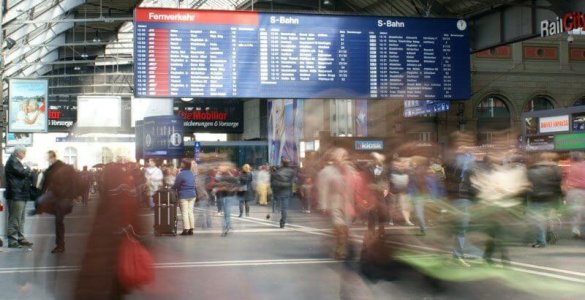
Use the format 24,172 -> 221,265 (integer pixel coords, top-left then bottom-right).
0,0 -> 559,97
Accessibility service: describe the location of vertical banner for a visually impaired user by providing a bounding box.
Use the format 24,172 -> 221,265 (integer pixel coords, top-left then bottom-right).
135,120 -> 145,160
194,141 -> 201,163
268,99 -> 303,166
142,116 -> 184,158
355,100 -> 368,137
8,79 -> 49,133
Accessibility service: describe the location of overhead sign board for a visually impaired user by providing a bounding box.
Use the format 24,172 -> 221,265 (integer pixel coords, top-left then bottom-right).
48,98 -> 77,132
539,115 -> 570,133
142,115 -> 185,158
134,8 -> 471,100
404,100 -> 450,117
355,140 -> 384,151
555,133 -> 585,151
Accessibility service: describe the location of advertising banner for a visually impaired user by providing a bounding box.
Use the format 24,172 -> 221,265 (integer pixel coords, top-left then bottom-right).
268,99 -> 302,166
526,135 -> 555,152
48,98 -> 77,132
142,116 -> 184,158
8,79 -> 48,133
6,133 -> 33,146
355,100 -> 368,137
539,115 -> 570,133
572,112 -> 585,131
135,120 -> 145,160
174,99 -> 243,133
555,133 -> 585,151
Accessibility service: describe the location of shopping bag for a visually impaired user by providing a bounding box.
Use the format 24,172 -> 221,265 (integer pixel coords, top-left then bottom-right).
118,235 -> 155,290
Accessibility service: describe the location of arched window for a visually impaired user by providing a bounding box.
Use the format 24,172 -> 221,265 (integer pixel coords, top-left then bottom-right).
574,97 -> 585,106
523,96 -> 555,112
476,95 -> 511,119
63,147 -> 78,168
102,147 -> 114,164
476,95 -> 511,145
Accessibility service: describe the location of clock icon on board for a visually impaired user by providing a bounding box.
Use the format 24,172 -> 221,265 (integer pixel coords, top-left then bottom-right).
457,20 -> 467,31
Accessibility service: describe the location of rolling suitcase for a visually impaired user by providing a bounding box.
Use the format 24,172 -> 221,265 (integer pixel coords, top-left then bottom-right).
154,189 -> 178,236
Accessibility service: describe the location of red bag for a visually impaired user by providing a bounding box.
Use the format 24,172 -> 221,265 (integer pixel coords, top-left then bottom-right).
351,171 -> 376,212
118,235 -> 155,290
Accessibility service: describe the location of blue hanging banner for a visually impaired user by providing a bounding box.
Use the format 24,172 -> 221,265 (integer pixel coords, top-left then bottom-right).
142,115 -> 185,158
194,141 -> 201,163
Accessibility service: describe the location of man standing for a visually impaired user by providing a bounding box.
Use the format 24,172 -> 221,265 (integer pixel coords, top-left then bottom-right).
5,146 -> 34,248
271,158 -> 297,228
80,166 -> 92,206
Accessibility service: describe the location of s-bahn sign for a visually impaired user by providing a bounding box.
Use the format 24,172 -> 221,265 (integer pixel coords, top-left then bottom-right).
541,11 -> 585,37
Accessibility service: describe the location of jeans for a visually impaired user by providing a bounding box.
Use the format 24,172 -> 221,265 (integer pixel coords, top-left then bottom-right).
179,198 -> 196,230
452,199 -> 483,258
412,196 -> 426,232
273,189 -> 291,224
7,201 -> 27,244
196,199 -> 212,229
529,201 -> 555,245
222,195 -> 237,231
239,196 -> 250,216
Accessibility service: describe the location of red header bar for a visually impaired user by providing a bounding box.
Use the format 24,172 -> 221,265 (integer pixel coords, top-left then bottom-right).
135,8 -> 258,26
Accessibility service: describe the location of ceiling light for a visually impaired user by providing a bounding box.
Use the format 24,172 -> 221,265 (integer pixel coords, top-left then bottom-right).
74,66 -> 81,71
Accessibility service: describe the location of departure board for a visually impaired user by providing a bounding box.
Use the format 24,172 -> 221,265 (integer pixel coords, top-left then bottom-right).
134,8 -> 471,100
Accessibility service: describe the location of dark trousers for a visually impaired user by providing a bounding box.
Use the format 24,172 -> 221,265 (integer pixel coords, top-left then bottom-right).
55,210 -> 65,248
367,196 -> 388,233
239,198 -> 250,216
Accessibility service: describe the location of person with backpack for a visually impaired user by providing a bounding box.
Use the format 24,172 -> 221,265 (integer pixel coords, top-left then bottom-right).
270,158 -> 297,228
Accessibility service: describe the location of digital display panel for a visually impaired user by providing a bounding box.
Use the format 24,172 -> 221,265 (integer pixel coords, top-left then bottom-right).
134,8 -> 471,100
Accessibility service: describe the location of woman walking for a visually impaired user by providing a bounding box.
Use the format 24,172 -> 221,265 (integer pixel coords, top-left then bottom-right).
173,159 -> 197,236
239,164 -> 254,217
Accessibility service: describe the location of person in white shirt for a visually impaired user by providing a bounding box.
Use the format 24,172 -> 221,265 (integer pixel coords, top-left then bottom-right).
145,159 -> 163,208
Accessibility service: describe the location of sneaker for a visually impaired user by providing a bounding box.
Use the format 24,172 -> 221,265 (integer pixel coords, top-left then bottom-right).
531,243 -> 546,248
19,240 -> 33,247
388,221 -> 395,226
217,212 -> 224,217
51,247 -> 65,254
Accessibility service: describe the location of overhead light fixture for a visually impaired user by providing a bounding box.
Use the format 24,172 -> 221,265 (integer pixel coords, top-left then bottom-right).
180,98 -> 194,102
5,38 -> 16,50
81,46 -> 89,59
74,66 -> 81,71
323,0 -> 333,6
93,30 -> 101,43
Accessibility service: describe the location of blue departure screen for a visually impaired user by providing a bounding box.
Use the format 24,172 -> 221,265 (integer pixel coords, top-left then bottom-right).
135,8 -> 471,100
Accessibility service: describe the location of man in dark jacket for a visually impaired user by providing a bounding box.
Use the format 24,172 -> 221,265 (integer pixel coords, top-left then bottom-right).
5,146 -> 34,248
33,151 -> 79,253
270,158 -> 296,228
527,152 -> 563,248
